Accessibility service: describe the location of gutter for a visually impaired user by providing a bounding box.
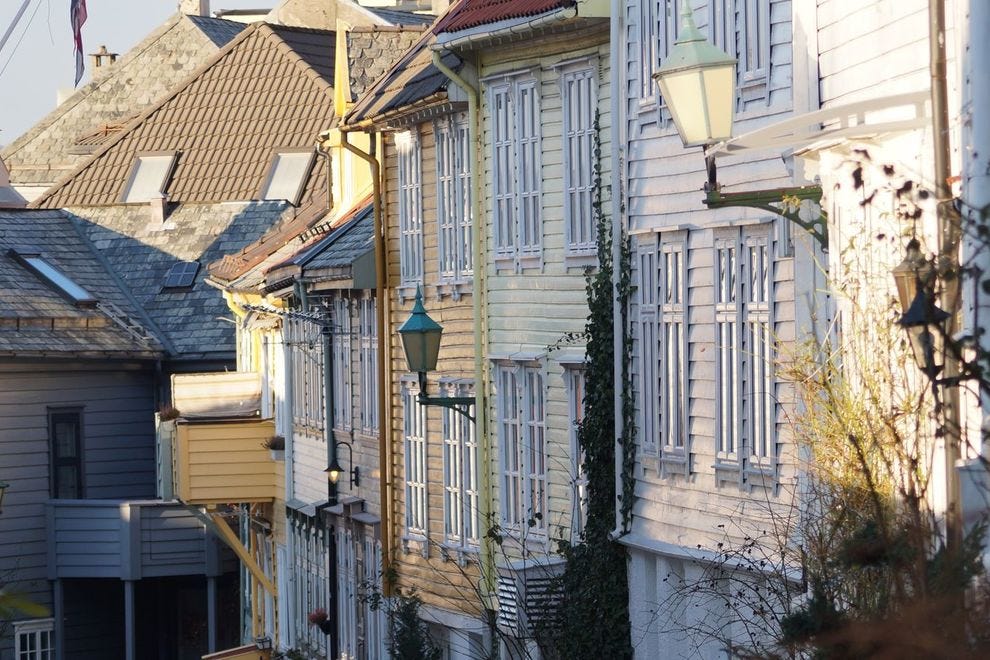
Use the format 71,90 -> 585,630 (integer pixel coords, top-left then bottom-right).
434,5 -> 579,51
431,49 -> 496,610
339,129 -> 394,596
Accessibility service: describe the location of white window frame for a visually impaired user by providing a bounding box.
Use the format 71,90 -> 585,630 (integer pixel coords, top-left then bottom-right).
121,152 -> 177,203
495,362 -> 547,541
638,237 -> 659,457
290,514 -> 329,653
714,226 -> 776,489
710,0 -> 772,106
560,62 -> 599,261
435,112 -> 473,286
658,235 -> 689,475
402,378 -> 428,545
362,537 -> 386,660
336,527 -> 358,660
564,366 -> 587,542
638,0 -> 682,113
397,130 -> 423,287
488,71 -> 542,271
441,379 -> 479,558
14,618 -> 54,660
332,295 -> 353,431
359,294 -> 378,434
260,149 -> 316,205
287,316 -> 325,432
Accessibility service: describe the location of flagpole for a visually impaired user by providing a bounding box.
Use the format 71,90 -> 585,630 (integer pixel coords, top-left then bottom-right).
0,0 -> 34,56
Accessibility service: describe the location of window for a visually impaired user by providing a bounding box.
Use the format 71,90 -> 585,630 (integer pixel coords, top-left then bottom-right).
290,514 -> 329,654
714,228 -> 775,487
260,150 -> 315,205
49,409 -> 83,499
639,0 -> 682,106
9,250 -> 97,306
561,65 -> 598,258
15,619 -> 54,660
363,537 -> 386,660
287,316 -> 324,432
436,113 -> 473,283
442,380 -> 478,552
402,379 -> 427,537
359,294 -> 378,433
122,153 -> 177,203
710,0 -> 771,103
564,367 -> 587,541
490,73 -> 542,269
397,131 -> 423,286
659,238 -> 688,472
496,363 -> 547,538
162,260 -> 199,290
336,527 -> 358,659
332,296 -> 352,431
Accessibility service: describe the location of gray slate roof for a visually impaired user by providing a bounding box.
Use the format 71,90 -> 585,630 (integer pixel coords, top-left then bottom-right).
367,7 -> 436,27
187,14 -> 249,46
67,201 -> 292,362
301,204 -> 374,272
0,210 -> 161,358
347,27 -> 427,101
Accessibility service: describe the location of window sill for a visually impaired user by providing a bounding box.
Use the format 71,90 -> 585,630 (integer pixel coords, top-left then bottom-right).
440,543 -> 480,566
494,253 -> 542,274
659,451 -> 688,478
397,284 -> 422,304
564,251 -> 598,270
434,279 -> 472,301
401,534 -> 429,558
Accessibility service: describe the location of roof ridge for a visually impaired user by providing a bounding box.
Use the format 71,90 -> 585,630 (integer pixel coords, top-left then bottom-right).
1,13 -> 186,160
30,21 -> 269,209
257,23 -> 336,95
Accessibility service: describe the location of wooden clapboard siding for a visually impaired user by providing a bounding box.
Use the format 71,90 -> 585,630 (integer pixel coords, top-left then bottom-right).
174,419 -> 277,504
292,428 -> 329,504
479,28 -> 610,560
382,116 -> 482,617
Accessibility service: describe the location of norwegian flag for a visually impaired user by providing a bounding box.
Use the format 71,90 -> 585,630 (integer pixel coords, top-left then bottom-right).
70,0 -> 88,86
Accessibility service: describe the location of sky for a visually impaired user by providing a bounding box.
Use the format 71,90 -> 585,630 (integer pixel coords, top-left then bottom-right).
0,0 -> 274,147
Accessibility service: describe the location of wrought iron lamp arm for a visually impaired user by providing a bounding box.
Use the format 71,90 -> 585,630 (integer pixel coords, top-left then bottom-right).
415,372 -> 476,423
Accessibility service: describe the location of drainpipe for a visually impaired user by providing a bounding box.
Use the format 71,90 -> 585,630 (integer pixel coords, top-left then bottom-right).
609,0 -> 626,539
323,317 -> 337,503
340,129 -> 393,595
432,48 -> 495,609
315,140 -> 334,212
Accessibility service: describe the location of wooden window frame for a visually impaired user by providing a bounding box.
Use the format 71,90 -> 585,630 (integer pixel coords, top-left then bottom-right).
441,379 -> 479,558
358,294 -> 378,434
658,234 -> 689,476
435,113 -> 474,286
402,378 -> 429,549
14,618 -> 54,660
49,408 -> 84,499
560,62 -> 599,262
287,317 -> 325,433
564,365 -> 588,542
397,130 -> 423,288
709,0 -> 772,107
332,295 -> 353,431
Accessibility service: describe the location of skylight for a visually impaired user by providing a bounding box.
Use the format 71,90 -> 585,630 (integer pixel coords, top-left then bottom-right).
162,261 -> 200,290
260,150 -> 315,206
122,153 -> 178,203
9,250 -> 97,306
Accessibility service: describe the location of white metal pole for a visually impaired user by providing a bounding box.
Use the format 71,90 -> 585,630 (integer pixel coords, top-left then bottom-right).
0,0 -> 33,56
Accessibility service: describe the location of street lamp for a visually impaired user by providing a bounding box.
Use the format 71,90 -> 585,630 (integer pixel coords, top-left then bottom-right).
892,239 -> 949,379
324,441 -> 360,489
397,287 -> 475,421
0,480 -> 8,514
652,4 -> 828,250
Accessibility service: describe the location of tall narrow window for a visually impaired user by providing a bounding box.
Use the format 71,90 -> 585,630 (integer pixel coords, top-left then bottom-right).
442,381 -> 478,551
435,113 -> 473,283
489,73 -> 542,269
49,409 -> 83,499
561,65 -> 598,257
659,238 -> 688,473
496,363 -> 546,538
638,239 -> 659,456
287,317 -> 324,432
397,131 -> 423,286
332,296 -> 352,431
641,1 -> 682,107
710,0 -> 772,104
359,295 -> 378,433
565,367 -> 587,541
403,380 -> 427,536
714,228 -> 775,486
14,619 -> 54,660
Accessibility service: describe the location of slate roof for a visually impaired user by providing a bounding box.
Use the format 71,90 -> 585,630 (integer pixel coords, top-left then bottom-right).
34,22 -> 336,209
366,7 -> 437,27
344,32 -> 461,126
433,0 -> 573,33
1,13 -> 245,189
67,201 -> 294,361
347,27 -> 428,101
0,210 -> 162,358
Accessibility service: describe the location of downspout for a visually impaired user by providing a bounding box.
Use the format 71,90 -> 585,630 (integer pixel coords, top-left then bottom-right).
323,318 -> 336,501
340,129 -> 393,595
609,0 -> 626,539
315,140 -> 334,212
432,48 -> 495,609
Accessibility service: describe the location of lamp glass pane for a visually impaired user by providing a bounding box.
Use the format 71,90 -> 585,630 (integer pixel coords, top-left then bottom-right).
702,65 -> 735,141
659,70 -> 708,146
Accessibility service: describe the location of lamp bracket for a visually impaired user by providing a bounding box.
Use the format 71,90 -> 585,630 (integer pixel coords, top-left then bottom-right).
704,155 -> 828,251
415,371 -> 476,422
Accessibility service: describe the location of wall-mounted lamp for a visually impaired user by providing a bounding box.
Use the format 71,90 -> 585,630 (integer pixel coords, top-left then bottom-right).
325,441 -> 359,489
397,287 -> 476,422
653,3 -> 828,250
892,239 -> 950,379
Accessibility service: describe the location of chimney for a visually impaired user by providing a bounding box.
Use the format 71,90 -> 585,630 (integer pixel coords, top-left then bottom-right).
89,45 -> 118,74
178,0 -> 210,16
150,192 -> 169,225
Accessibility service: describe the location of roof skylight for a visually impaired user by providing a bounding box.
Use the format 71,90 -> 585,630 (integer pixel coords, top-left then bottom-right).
122,153 -> 178,203
162,261 -> 200,290
9,250 -> 97,306
260,150 -> 315,206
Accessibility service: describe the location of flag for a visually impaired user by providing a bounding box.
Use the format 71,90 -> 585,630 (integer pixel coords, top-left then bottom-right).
70,0 -> 88,86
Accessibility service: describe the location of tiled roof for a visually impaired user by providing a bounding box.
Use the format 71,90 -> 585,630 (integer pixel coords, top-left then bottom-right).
34,22 -> 336,209
347,27 -> 427,101
434,0 -> 573,33
2,13 -> 245,188
345,32 -> 461,125
67,200 -> 294,361
366,7 -> 437,27
0,210 -> 162,358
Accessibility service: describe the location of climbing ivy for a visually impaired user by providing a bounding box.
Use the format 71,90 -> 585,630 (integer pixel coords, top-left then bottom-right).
539,114 -> 633,660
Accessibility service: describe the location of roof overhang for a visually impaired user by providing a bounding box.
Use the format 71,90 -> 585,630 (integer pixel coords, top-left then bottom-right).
434,1 -> 609,52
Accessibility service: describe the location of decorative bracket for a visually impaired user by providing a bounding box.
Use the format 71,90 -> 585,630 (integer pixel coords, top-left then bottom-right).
416,372 -> 476,422
703,155 -> 828,251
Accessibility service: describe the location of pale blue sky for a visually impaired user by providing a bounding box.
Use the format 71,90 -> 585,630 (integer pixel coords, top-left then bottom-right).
0,1 -> 273,146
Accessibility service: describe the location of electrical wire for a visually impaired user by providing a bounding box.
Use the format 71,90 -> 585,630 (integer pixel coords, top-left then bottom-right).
0,0 -> 44,82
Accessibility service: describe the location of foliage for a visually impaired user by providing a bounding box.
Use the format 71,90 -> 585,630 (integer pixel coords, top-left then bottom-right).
382,590 -> 442,660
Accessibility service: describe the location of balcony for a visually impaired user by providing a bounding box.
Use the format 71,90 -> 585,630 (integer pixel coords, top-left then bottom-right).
46,499 -> 223,580
170,372 -> 280,505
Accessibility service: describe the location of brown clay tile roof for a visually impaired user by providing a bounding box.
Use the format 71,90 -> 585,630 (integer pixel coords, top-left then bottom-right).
33,22 -> 336,209
434,0 -> 574,34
